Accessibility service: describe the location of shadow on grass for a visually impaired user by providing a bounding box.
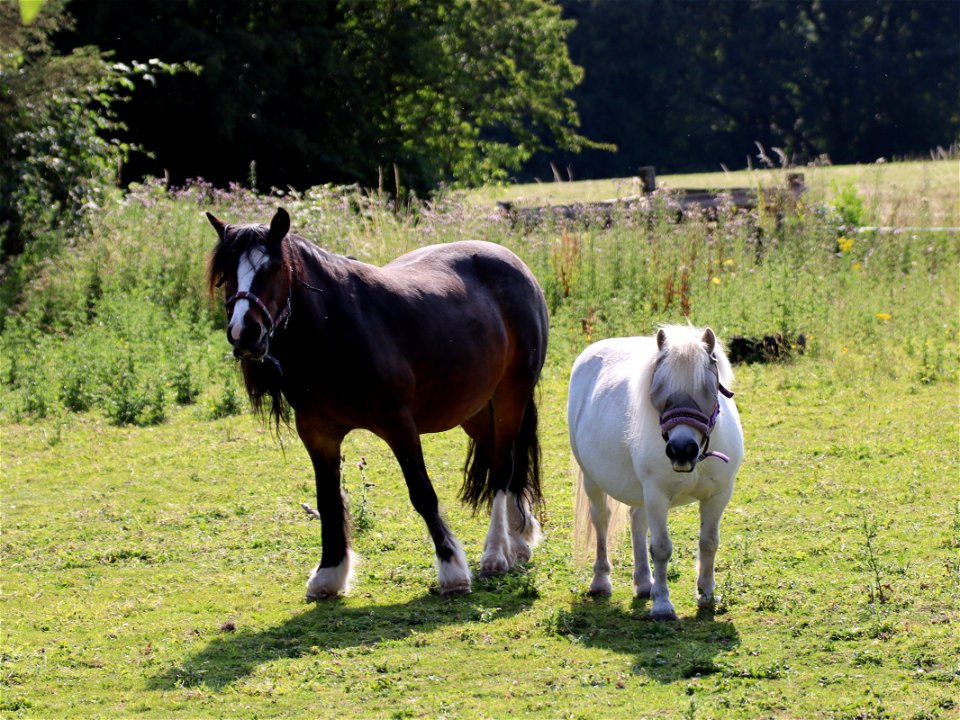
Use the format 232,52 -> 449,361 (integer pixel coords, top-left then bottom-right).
149,572 -> 539,690
548,595 -> 740,682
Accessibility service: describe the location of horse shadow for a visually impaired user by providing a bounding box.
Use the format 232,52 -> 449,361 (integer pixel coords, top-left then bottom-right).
549,595 -> 740,682
149,572 -> 539,690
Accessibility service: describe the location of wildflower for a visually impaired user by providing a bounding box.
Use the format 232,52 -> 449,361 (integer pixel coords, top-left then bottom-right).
710,277 -> 721,285
838,236 -> 854,253
852,262 -> 862,272
875,312 -> 891,322
723,259 -> 735,267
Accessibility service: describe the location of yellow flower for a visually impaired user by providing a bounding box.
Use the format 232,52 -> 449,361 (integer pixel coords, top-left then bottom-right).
875,312 -> 891,322
723,259 -> 735,267
710,277 -> 721,285
838,236 -> 854,253
852,262 -> 862,271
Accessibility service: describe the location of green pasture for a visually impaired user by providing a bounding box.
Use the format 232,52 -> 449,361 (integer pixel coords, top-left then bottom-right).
2,161 -> 959,718
467,159 -> 960,228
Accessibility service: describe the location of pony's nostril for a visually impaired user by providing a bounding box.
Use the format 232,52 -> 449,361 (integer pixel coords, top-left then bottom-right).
666,437 -> 699,464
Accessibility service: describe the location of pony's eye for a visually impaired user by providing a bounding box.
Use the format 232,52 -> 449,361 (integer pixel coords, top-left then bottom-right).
215,276 -> 227,288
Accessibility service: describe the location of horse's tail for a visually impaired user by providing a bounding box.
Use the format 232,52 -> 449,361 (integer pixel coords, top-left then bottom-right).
573,463 -> 629,565
461,393 -> 542,514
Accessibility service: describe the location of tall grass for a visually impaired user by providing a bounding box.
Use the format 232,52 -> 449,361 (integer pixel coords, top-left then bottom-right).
1,171 -> 957,425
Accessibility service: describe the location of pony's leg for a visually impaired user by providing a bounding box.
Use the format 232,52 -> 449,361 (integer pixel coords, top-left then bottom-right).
384,418 -> 471,595
583,474 -> 613,596
645,492 -> 677,620
696,490 -> 731,607
298,424 -> 354,600
629,506 -> 653,598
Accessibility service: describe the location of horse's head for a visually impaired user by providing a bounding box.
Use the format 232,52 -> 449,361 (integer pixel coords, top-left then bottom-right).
207,208 -> 293,361
649,326 -> 733,472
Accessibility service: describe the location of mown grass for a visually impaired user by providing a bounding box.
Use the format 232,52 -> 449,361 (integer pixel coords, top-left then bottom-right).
467,159 -> 960,228
3,355 -> 958,718
2,161 -> 959,718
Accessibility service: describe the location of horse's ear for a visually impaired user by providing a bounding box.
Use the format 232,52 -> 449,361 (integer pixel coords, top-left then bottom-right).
206,212 -> 226,240
656,328 -> 667,350
269,207 -> 290,246
702,327 -> 716,354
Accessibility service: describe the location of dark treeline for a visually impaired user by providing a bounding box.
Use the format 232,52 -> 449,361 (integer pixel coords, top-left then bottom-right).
58,0 -> 960,189
548,0 -> 959,179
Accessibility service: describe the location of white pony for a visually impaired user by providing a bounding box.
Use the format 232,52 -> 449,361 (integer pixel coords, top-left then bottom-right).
568,325 -> 744,620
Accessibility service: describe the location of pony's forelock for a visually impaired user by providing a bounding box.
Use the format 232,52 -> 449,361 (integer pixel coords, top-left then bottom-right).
652,324 -> 734,397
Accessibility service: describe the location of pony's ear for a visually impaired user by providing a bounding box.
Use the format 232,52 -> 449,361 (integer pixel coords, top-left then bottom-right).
656,328 -> 667,350
702,327 -> 716,354
206,212 -> 227,239
268,207 -> 290,246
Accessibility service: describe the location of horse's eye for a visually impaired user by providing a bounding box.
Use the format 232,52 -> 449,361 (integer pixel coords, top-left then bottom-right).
215,276 -> 227,288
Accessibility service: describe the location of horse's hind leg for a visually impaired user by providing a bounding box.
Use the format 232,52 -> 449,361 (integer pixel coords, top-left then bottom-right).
384,416 -> 471,595
475,391 -> 541,576
630,507 -> 653,598
583,473 -> 613,596
697,490 -> 732,608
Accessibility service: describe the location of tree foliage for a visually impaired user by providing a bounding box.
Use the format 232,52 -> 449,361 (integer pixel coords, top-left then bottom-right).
0,0 -> 121,261
547,0 -> 959,178
59,0 -> 594,192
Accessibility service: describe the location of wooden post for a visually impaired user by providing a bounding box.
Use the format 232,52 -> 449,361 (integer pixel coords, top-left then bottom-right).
638,166 -> 656,193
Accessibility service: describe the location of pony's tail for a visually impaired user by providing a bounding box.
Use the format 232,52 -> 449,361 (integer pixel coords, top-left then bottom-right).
573,463 -> 629,565
460,393 -> 543,515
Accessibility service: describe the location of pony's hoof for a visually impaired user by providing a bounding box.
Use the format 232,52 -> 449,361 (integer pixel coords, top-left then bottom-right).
651,607 -> 679,621
588,577 -> 613,597
634,581 -> 653,599
697,592 -> 715,609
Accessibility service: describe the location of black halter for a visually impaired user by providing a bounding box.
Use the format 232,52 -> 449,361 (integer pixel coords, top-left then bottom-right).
225,290 -> 291,337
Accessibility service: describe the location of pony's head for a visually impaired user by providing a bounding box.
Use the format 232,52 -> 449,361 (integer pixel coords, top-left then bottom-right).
649,325 -> 734,472
207,208 -> 293,361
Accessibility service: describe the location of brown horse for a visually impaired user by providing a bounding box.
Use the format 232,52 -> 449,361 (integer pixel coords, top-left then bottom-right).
207,208 -> 548,598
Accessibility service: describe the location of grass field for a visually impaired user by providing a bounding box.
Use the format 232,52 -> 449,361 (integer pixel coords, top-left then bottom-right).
2,160 -> 959,718
466,159 -> 960,228
3,356 -> 958,718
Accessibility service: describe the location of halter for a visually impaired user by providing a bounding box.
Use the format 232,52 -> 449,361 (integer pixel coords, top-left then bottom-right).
659,383 -> 734,463
224,289 -> 291,337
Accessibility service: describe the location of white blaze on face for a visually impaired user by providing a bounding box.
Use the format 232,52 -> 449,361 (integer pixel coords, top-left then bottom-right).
228,247 -> 270,342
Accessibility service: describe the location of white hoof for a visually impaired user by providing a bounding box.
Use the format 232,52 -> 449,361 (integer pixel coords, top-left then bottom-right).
305,551 -> 355,600
480,549 -> 511,577
651,600 -> 678,621
589,575 -> 613,597
438,539 -> 472,595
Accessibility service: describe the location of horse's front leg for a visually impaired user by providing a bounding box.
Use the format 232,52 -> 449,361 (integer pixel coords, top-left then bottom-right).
384,418 -> 471,595
645,492 -> 677,620
299,422 -> 353,600
697,489 -> 732,608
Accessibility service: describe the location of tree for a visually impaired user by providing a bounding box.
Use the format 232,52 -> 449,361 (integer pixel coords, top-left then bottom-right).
543,0 -> 959,179
59,0 -> 596,192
